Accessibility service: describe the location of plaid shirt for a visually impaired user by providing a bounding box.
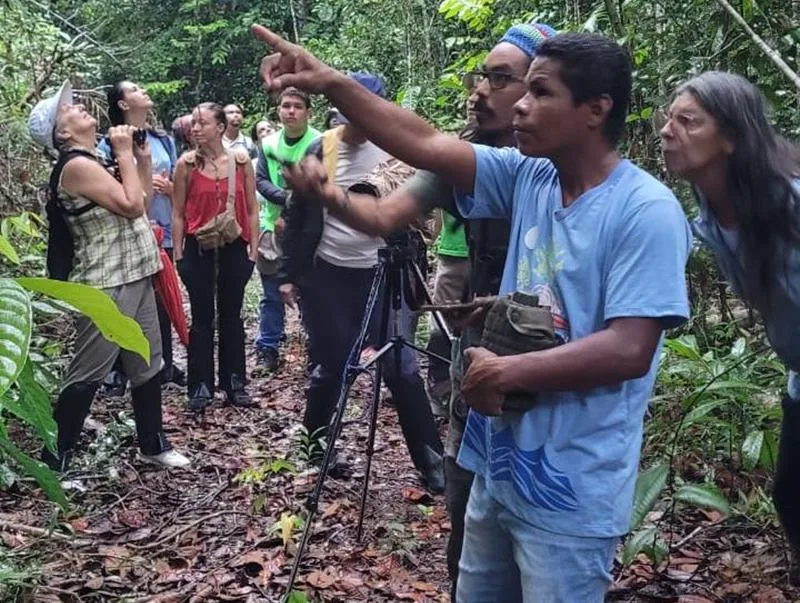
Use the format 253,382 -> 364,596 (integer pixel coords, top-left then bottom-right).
60,186 -> 161,289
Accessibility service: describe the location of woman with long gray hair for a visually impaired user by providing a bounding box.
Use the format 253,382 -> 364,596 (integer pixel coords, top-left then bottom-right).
659,70 -> 800,553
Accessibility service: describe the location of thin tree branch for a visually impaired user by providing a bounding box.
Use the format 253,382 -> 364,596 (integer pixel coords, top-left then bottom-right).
714,0 -> 800,91
26,0 -> 125,67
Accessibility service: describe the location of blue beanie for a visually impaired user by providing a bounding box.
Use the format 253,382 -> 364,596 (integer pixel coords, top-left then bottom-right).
499,22 -> 557,59
336,71 -> 387,125
349,71 -> 387,99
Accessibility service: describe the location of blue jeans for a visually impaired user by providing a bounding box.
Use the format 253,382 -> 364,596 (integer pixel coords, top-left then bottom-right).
256,273 -> 285,353
457,475 -> 618,603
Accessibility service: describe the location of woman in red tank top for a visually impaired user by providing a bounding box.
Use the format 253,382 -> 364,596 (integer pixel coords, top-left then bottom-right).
172,102 -> 259,411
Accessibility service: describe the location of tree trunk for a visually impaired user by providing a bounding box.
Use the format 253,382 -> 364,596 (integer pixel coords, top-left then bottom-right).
604,0 -> 624,38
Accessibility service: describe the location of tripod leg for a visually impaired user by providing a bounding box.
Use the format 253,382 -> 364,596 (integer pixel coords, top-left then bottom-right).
356,268 -> 394,542
356,345 -> 386,541
284,263 -> 387,600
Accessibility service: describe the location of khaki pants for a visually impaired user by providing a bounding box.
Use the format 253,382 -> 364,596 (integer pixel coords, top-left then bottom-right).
425,255 -> 470,409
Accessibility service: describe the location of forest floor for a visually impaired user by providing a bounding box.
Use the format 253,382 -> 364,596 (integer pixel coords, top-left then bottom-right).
1,302 -> 800,602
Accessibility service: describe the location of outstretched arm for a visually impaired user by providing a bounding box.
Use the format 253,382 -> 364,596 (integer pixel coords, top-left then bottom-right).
282,154 -> 436,236
252,25 -> 476,194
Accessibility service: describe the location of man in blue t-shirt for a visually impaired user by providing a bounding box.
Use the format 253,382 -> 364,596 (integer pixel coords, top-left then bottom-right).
254,28 -> 692,601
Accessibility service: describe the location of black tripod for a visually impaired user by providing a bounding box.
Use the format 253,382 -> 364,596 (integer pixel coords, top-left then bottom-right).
284,241 -> 452,600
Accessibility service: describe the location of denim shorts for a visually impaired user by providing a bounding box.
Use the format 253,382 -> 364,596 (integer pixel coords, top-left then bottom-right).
456,475 -> 619,603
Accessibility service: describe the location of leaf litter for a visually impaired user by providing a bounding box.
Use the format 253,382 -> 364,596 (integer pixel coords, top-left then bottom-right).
0,312 -> 799,601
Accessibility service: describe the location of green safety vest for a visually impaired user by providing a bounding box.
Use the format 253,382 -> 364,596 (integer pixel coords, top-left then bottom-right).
261,126 -> 321,232
437,211 -> 468,258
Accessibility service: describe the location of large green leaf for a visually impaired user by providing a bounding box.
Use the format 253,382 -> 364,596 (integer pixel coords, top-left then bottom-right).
741,430 -> 764,471
664,336 -> 701,360
1,360 -> 57,452
16,278 -> 149,362
629,462 -> 668,531
759,430 -> 778,471
0,279 -> 32,398
683,398 -> 729,426
0,420 -> 66,509
673,483 -> 730,517
622,525 -> 668,567
0,235 -> 20,264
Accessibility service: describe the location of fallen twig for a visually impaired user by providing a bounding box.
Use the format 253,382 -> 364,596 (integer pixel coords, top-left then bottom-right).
671,525 -> 705,550
132,510 -> 250,551
36,584 -> 86,602
0,518 -> 72,541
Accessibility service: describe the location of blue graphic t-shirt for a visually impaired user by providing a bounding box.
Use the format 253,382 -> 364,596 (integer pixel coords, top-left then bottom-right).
97,132 -> 176,248
456,146 -> 692,538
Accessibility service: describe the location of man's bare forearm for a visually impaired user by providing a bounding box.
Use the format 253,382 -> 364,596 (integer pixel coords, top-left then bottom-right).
498,319 -> 662,394
324,73 -> 475,194
328,188 -> 425,236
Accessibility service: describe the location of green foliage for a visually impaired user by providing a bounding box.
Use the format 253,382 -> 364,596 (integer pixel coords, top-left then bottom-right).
0,279 -> 32,398
628,462 -> 668,532
286,590 -> 312,603
234,458 -> 297,487
673,483 -> 731,517
439,0 -> 496,32
16,278 -> 149,362
292,425 -> 326,468
0,226 -> 150,508
622,525 -> 667,567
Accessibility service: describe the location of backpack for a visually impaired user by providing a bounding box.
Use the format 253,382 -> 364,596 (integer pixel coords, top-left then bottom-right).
45,149 -> 97,281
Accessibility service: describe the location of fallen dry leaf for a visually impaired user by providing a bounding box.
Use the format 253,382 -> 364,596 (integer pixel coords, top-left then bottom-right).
69,517 -> 89,532
116,509 -> 148,529
402,488 -> 432,504
306,569 -> 338,589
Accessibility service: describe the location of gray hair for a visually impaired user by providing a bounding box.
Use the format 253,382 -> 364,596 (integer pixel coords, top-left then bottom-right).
676,71 -> 800,309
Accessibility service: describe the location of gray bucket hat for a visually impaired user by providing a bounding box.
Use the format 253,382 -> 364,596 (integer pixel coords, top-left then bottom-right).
28,80 -> 73,150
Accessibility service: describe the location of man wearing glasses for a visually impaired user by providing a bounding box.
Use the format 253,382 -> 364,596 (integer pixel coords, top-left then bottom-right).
425,24 -> 557,436
255,22 -> 693,601
273,21 -> 556,600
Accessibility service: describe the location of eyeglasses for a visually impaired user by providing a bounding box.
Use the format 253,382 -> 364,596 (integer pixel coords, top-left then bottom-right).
462,70 -> 525,91
652,108 -> 706,136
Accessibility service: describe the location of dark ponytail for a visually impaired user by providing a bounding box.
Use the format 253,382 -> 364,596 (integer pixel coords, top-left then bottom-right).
107,81 -> 128,126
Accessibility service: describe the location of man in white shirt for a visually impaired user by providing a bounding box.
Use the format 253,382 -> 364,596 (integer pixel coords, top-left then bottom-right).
222,103 -> 256,158
277,72 -> 445,493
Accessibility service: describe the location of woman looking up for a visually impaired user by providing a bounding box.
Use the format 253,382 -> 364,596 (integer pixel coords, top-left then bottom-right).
172,102 -> 260,411
660,71 -> 800,555
98,80 -> 185,390
28,81 -> 189,471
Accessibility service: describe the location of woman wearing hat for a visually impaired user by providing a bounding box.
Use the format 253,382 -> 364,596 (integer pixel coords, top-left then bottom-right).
28,81 -> 190,471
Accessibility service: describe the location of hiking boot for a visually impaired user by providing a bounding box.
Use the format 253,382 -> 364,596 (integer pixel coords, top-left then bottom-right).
188,383 -> 213,412
419,445 -> 445,495
160,364 -> 186,387
140,449 -> 191,468
311,448 -> 351,479
224,374 -> 256,408
257,348 -> 279,373
41,448 -> 73,473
